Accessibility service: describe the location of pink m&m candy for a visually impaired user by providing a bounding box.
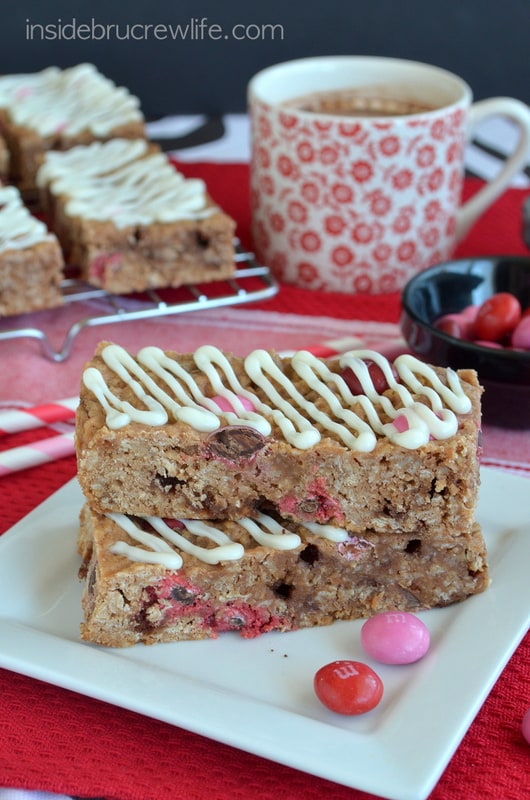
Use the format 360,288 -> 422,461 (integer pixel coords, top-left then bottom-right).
522,707 -> 530,745
361,611 -> 430,665
434,313 -> 471,339
460,304 -> 479,322
511,316 -> 530,350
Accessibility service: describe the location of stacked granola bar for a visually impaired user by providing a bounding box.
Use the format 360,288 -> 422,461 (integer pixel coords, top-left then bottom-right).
75,342 -> 489,647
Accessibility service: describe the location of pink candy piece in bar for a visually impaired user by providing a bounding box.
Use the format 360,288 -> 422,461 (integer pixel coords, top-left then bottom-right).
14,86 -> 33,99
211,395 -> 254,413
393,414 -> 410,433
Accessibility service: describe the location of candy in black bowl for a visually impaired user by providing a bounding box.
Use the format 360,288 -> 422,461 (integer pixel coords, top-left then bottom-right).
400,256 -> 530,428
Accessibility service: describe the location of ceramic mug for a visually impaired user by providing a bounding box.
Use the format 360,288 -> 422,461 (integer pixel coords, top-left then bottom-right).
248,56 -> 530,293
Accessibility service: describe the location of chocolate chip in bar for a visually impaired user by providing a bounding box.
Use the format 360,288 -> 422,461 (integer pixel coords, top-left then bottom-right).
206,426 -> 266,461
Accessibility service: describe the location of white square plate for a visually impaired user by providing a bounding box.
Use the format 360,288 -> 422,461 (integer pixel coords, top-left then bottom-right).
0,467 -> 528,800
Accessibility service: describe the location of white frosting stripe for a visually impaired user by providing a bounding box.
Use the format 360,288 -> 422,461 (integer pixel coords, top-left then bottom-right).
82,366 -> 168,429
0,186 -> 56,252
37,138 -> 149,188
302,521 -> 350,543
85,344 -> 473,451
83,347 -> 219,431
107,512 -> 183,569
107,512 -> 349,568
138,346 -> 240,432
37,138 -> 216,228
395,356 -> 472,415
237,514 -> 302,550
192,346 -> 272,435
290,352 -> 377,451
147,518 -> 244,565
0,63 -> 142,137
243,350 -> 322,449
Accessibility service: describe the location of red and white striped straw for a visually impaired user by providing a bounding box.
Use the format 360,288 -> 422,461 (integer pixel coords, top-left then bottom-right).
0,432 -> 75,477
0,397 -> 78,436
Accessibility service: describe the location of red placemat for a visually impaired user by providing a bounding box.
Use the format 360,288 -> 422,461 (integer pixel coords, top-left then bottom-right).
1,169 -> 529,800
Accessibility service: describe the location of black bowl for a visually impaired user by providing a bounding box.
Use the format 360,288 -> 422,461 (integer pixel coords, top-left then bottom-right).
400,255 -> 530,428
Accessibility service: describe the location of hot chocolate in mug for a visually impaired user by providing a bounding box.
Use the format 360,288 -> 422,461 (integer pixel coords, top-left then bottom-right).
248,56 -> 530,293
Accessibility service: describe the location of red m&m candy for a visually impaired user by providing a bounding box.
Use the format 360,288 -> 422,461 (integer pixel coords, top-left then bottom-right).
314,660 -> 383,715
473,292 -> 521,342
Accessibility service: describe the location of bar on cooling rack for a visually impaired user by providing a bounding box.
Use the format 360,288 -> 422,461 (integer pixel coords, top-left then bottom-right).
37,137 -> 237,294
0,63 -> 146,197
0,185 -> 64,317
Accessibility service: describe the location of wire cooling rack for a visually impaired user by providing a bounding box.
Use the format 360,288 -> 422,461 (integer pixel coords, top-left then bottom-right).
0,247 -> 278,362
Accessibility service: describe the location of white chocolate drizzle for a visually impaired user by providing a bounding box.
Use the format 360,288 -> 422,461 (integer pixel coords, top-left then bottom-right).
84,344 -> 472,452
0,186 -> 56,251
37,138 -> 149,189
0,63 -> 142,137
37,138 -> 216,227
108,512 -> 349,568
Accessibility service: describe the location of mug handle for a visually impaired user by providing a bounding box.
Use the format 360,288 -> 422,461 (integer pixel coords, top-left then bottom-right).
456,97 -> 530,241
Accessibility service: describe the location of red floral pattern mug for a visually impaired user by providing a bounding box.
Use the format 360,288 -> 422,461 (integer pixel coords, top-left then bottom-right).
248,56 -> 530,293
